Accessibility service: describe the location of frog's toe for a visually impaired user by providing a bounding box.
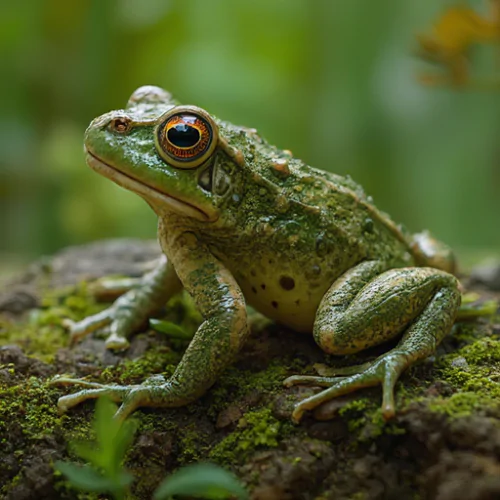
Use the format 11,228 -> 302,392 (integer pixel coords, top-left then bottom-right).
105,332 -> 130,351
67,308 -> 114,344
312,361 -> 374,377
288,350 -> 408,423
51,377 -> 141,417
283,375 -> 346,388
51,375 -> 176,420
289,374 -> 374,424
50,375 -> 107,389
55,384 -> 130,414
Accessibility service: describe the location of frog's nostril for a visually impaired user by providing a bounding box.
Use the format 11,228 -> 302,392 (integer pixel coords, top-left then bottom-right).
109,117 -> 132,134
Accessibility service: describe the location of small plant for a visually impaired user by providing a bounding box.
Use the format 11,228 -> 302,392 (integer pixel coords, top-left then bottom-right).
55,397 -> 249,499
55,397 -> 137,499
150,318 -> 194,340
154,462 -> 249,500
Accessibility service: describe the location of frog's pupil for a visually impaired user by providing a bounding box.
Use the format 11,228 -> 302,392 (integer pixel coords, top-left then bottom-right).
168,123 -> 200,148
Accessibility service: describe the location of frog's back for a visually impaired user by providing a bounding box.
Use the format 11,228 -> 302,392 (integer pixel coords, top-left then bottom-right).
260,157 -> 415,267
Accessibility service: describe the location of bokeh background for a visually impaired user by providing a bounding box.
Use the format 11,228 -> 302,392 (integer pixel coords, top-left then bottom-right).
1,0 -> 499,276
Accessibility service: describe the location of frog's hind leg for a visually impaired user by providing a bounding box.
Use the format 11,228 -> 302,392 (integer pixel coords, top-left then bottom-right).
284,264 -> 460,423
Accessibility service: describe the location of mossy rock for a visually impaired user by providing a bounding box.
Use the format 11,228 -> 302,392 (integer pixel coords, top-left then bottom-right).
1,240 -> 499,500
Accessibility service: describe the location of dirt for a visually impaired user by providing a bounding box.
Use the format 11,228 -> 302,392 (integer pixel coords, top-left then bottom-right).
1,239 -> 500,500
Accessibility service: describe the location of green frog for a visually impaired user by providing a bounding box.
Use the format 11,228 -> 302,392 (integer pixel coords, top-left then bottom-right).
52,86 -> 460,423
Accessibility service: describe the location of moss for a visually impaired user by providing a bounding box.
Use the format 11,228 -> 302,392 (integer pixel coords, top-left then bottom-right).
1,262 -> 498,497
457,337 -> 500,365
177,423 -> 211,462
99,343 -> 182,385
0,377 -> 93,497
207,360 -> 288,419
209,407 -> 283,465
428,333 -> 500,418
40,282 -> 106,324
0,282 -> 106,363
428,392 -> 496,418
0,378 -> 64,442
338,397 -> 375,433
336,396 -> 407,442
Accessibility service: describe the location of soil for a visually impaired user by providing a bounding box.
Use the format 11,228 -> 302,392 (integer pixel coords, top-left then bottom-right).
1,239 -> 499,500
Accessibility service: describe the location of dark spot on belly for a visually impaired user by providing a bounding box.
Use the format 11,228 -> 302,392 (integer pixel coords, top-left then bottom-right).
251,286 -> 257,294
261,284 -> 266,290
295,299 -> 300,306
250,269 -> 257,277
279,276 -> 295,291
268,259 -> 275,264
272,301 -> 278,309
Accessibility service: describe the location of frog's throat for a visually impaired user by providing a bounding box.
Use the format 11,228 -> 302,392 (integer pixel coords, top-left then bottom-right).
85,149 -> 216,222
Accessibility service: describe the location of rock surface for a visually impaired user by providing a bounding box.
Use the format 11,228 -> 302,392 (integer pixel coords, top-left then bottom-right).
1,239 -> 500,500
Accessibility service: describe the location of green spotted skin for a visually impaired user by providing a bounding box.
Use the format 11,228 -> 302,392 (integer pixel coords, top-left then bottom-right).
53,86 -> 461,422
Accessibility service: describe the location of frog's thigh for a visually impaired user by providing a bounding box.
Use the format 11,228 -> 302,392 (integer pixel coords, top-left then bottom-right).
313,267 -> 460,355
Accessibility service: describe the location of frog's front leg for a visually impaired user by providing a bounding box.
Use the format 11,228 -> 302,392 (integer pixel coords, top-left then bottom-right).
284,262 -> 460,423
53,231 -> 250,421
67,255 -> 181,350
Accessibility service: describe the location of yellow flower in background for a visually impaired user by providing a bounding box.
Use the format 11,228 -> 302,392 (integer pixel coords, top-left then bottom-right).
416,0 -> 500,88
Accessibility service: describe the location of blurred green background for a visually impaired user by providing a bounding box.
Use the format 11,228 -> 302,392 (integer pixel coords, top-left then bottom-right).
1,0 -> 499,276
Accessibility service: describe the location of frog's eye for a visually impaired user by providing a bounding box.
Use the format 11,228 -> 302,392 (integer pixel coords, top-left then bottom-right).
155,106 -> 218,169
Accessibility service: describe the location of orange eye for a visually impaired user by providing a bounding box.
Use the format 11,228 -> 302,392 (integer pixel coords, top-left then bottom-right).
155,107 -> 218,168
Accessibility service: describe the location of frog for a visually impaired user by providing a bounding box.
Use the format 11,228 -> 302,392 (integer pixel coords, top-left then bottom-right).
52,85 -> 460,424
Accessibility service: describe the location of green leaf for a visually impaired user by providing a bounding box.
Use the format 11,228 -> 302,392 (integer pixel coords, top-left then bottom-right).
149,319 -> 193,340
71,441 -> 102,467
69,397 -> 137,480
153,463 -> 249,500
95,396 -> 121,455
54,462 -> 116,493
93,397 -> 138,477
112,417 -> 139,475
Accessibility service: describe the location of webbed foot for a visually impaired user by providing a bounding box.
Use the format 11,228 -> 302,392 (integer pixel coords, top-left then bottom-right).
64,255 -> 182,350
50,374 -> 171,421
64,307 -> 130,350
284,349 -> 410,423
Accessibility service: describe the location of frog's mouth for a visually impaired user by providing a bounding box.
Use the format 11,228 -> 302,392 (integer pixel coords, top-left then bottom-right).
85,149 -> 216,222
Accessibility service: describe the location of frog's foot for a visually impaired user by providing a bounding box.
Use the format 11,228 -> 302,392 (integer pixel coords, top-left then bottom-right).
64,301 -> 131,351
284,349 -> 410,423
64,308 -> 130,351
50,374 -> 172,422
65,255 -> 182,351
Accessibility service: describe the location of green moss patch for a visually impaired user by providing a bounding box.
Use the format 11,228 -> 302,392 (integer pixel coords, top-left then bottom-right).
209,408 -> 284,465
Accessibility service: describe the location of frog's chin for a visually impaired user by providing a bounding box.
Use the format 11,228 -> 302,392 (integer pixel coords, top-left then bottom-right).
85,150 -> 217,222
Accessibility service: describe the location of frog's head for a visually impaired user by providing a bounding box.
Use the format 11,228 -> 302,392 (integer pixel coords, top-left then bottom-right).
84,86 -> 264,224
